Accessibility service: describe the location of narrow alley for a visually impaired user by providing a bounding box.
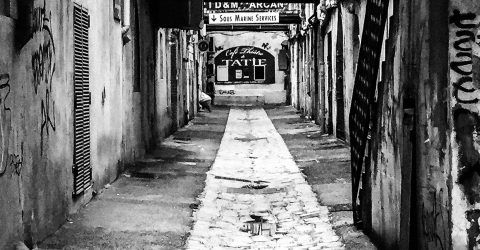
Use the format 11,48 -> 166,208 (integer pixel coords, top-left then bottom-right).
1,0 -> 480,249
39,106 -> 373,249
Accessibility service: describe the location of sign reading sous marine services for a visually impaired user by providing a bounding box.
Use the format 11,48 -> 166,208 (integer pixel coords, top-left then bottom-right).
209,12 -> 279,24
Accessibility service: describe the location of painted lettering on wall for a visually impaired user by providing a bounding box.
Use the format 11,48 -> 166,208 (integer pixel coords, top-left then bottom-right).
214,46 -> 275,85
449,9 -> 480,104
30,1 -> 57,154
218,90 -> 236,95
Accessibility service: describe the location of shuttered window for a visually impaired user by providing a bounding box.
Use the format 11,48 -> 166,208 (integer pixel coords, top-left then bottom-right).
73,5 -> 92,196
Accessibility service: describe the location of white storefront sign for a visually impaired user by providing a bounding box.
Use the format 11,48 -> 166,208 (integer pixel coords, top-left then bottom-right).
208,12 -> 279,24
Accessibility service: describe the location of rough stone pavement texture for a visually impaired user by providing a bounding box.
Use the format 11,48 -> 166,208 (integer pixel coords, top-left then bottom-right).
265,106 -> 377,250
186,108 -> 344,249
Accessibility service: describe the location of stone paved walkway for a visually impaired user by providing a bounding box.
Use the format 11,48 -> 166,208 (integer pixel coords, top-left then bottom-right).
186,108 -> 344,249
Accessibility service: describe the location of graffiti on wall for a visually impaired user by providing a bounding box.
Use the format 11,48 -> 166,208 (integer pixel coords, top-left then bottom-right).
450,9 -> 480,104
218,89 -> 236,95
450,7 -> 480,183
30,1 -> 57,154
0,74 -> 12,176
450,4 -> 480,248
421,188 -> 448,250
261,43 -> 271,50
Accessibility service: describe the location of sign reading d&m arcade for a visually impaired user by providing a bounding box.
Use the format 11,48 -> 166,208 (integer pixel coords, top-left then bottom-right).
205,2 -> 288,12
209,12 -> 279,24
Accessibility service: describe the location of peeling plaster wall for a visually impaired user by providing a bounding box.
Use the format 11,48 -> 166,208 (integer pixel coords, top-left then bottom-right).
0,1 -> 74,247
209,31 -> 288,104
368,0 -> 452,249
0,0 -> 152,248
154,28 -> 174,140
449,0 -> 480,249
368,1 -> 403,247
340,2 -> 360,142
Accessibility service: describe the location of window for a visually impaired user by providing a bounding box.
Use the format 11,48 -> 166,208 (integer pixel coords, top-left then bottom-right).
254,65 -> 265,80
113,0 -> 121,21
0,0 -> 9,16
157,30 -> 166,79
122,0 -> 131,26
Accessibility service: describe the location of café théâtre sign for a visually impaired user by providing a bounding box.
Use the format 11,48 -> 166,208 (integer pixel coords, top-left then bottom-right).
214,46 -> 275,85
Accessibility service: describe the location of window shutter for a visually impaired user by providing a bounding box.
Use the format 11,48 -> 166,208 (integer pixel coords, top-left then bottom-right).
73,5 -> 92,197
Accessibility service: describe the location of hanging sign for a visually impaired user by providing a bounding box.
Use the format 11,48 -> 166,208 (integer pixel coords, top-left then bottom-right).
208,12 -> 279,24
214,46 -> 275,85
205,2 -> 288,12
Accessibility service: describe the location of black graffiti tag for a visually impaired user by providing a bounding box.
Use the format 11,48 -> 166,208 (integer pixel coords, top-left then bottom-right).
30,1 -> 57,154
32,40 -> 55,94
450,9 -> 480,104
0,74 -> 12,177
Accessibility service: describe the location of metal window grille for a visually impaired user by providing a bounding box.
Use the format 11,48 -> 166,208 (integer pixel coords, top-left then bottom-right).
73,5 -> 92,196
349,0 -> 390,225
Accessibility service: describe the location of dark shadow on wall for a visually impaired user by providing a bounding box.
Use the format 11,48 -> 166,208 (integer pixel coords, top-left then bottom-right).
454,106 -> 480,204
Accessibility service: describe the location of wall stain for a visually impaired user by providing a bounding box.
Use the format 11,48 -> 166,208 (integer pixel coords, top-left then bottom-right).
101,87 -> 106,106
466,209 -> 480,249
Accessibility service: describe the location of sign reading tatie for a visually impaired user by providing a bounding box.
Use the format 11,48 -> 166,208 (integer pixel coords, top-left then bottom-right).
209,12 -> 279,24
205,2 -> 288,12
214,46 -> 275,85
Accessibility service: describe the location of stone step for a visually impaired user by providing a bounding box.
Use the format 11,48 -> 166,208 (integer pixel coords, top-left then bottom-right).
215,94 -> 265,106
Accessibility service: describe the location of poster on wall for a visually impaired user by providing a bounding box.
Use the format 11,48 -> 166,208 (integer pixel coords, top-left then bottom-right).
214,46 -> 275,85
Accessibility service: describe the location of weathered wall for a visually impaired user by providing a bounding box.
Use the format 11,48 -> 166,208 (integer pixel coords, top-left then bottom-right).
74,0 -> 125,191
412,1 -> 451,249
0,0 -> 157,248
449,0 -> 480,249
368,1 -> 404,248
340,1 -> 360,142
368,0 -> 453,249
0,1 -> 74,247
121,0 -> 144,164
154,28 -> 174,139
209,31 -> 288,104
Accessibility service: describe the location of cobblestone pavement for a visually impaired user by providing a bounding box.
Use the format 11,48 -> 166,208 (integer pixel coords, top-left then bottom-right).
186,108 -> 344,249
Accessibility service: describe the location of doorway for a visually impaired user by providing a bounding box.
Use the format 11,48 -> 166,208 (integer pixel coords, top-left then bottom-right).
327,32 -> 333,135
336,10 -> 346,140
